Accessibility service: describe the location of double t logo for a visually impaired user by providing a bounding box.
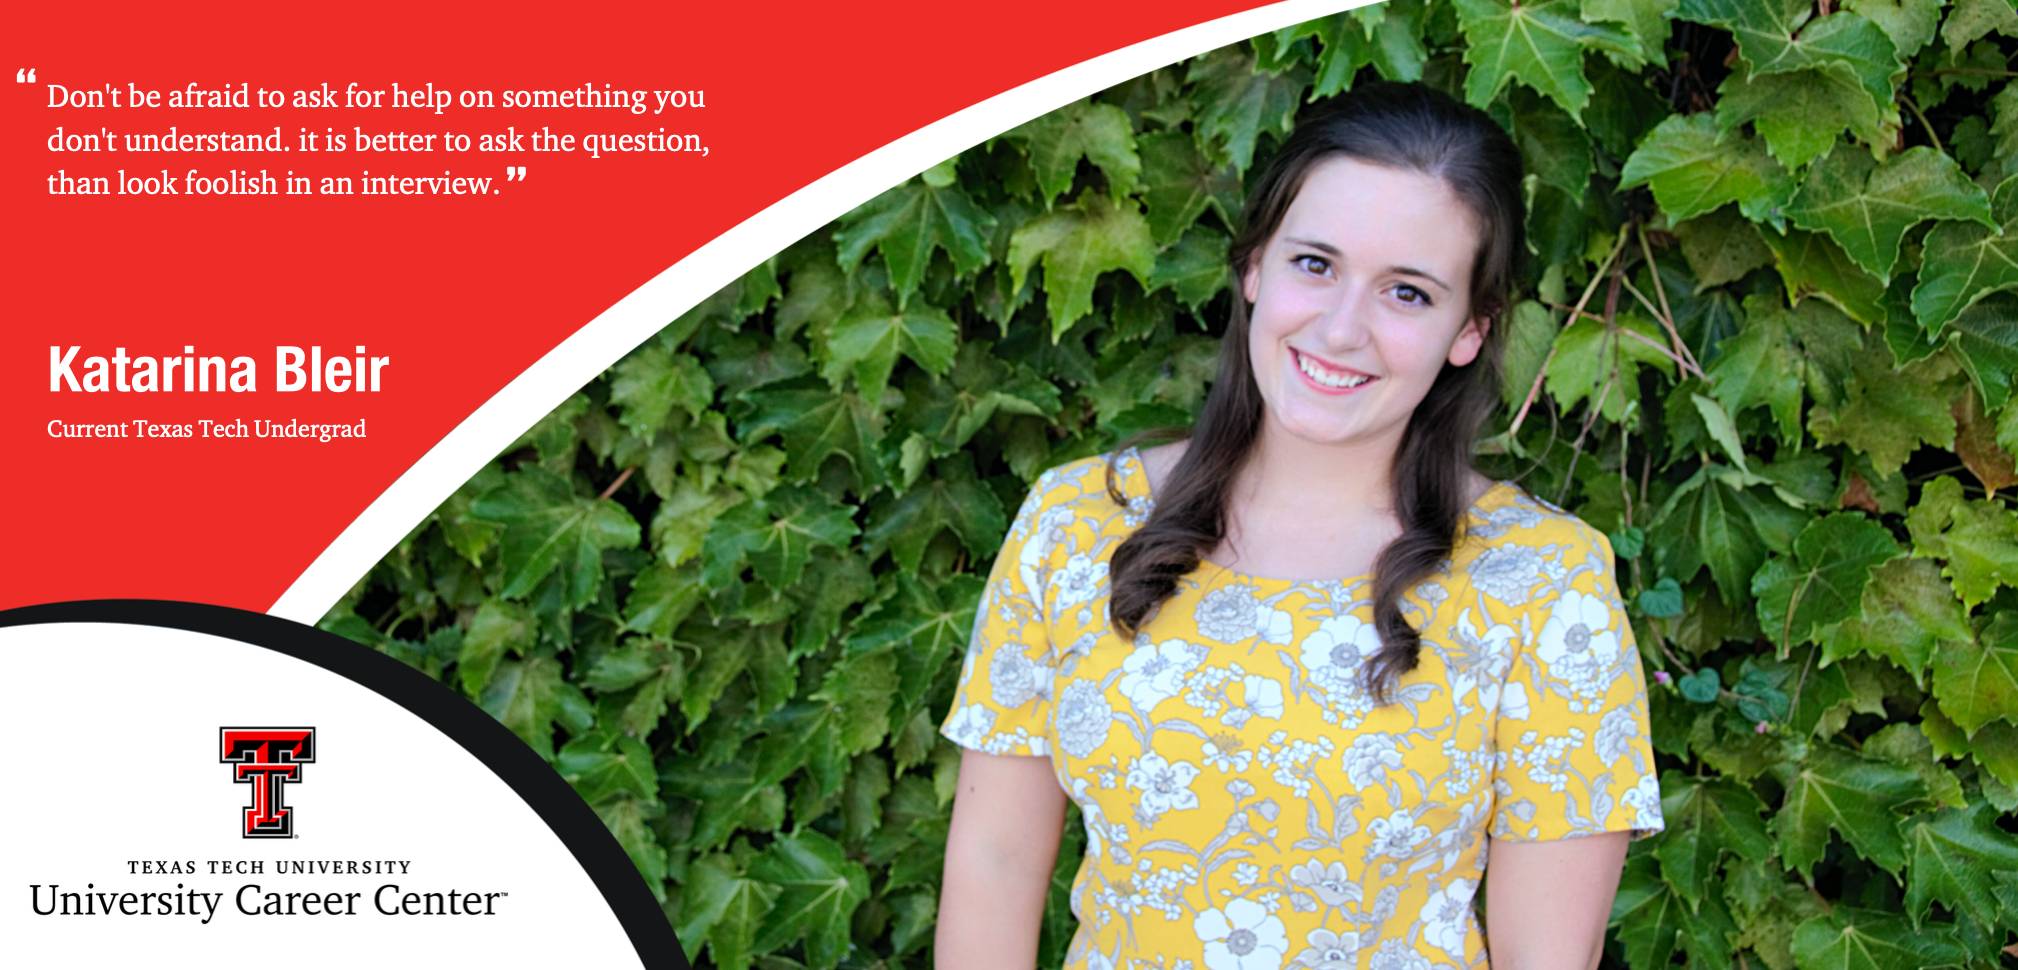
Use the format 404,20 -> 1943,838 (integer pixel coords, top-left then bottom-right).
220,727 -> 316,838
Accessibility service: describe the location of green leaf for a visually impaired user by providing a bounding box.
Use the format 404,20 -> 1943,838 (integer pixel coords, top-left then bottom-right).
701,484 -> 860,591
648,479 -> 736,569
1931,609 -> 2018,734
1707,299 -> 1805,444
1941,0 -> 2018,54
1691,392 -> 1752,473
1908,474 -> 2018,609
609,344 -> 715,437
1005,100 -> 1141,206
1611,854 -> 1688,970
1676,0 -> 1902,115
458,601 -> 531,697
1913,174 -> 2018,335
1788,146 -> 1996,285
1750,513 -> 1903,652
1619,113 -> 1797,227
747,831 -> 871,967
479,655 -> 592,762
1136,129 -> 1242,248
821,297 -> 959,403
1789,907 -> 1969,970
1819,557 -> 1970,687
1452,0 -> 1641,122
558,732 -> 657,803
1771,742 -> 1925,878
1638,575 -> 1686,617
1185,48 -> 1304,172
1149,226 -> 1230,311
1807,347 -> 1961,478
1007,193 -> 1155,339
1842,0 -> 1944,61
593,796 -> 666,895
863,465 -> 1009,574
1679,667 -> 1722,702
1655,771 -> 1775,908
1583,0 -> 1679,70
1499,300 -> 1558,410
470,468 -> 642,606
1943,294 -> 2018,411
584,637 -> 684,737
1508,86 -> 1595,197
833,179 -> 994,307
1714,68 -> 1893,170
737,388 -> 886,489
1902,804 -> 2018,929
675,854 -> 777,970
1545,312 -> 1678,423
1675,205 -> 1775,291
1759,226 -> 1890,326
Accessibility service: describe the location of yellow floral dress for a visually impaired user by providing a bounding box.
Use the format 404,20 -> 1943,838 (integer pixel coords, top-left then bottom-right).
939,447 -> 1665,970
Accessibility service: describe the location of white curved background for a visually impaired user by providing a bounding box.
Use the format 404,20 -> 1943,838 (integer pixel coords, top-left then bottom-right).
269,0 -> 1373,622
0,623 -> 642,968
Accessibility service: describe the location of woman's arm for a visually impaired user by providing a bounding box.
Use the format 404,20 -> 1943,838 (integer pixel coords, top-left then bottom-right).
1482,832 -> 1631,970
936,748 -> 1071,970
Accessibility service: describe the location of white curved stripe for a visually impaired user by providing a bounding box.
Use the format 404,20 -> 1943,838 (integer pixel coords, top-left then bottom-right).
270,0 -> 1373,623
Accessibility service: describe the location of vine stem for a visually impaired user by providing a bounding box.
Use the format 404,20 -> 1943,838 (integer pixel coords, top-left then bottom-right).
1902,93 -> 1945,155
1510,230 -> 1633,438
598,466 -> 636,500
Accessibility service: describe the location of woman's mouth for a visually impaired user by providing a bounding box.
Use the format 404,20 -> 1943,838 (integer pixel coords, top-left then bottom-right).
1292,348 -> 1378,395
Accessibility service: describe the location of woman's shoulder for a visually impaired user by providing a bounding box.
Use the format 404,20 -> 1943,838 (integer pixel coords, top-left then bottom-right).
1009,447 -> 1150,527
1457,482 -> 1625,609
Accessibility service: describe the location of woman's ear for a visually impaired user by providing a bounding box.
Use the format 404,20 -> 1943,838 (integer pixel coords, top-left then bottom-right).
1241,257 -> 1260,304
1447,313 -> 1490,367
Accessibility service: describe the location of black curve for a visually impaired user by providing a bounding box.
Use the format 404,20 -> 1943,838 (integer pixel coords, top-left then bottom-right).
0,599 -> 692,970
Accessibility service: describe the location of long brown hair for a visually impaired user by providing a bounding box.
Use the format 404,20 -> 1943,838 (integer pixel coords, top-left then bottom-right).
1101,80 -> 1525,703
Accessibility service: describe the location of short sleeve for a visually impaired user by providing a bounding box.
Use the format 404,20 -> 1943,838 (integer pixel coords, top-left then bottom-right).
1489,522 -> 1666,842
938,474 -> 1061,758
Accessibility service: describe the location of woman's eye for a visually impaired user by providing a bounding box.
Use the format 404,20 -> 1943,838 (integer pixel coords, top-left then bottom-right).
1396,284 -> 1433,306
1292,254 -> 1331,276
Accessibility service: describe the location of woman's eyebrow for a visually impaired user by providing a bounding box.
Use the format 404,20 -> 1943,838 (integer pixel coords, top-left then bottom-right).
1282,236 -> 1453,294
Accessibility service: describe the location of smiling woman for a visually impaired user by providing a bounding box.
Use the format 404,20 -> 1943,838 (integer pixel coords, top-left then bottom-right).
937,81 -> 1664,970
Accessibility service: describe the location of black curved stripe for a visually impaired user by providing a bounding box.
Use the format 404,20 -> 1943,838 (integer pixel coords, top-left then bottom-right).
0,599 -> 691,970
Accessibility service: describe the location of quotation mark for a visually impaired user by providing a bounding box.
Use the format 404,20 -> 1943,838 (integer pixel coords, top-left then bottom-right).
504,166 -> 527,181
16,68 -> 36,83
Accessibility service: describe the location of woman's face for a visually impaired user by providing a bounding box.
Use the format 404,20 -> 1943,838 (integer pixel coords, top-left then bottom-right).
1242,155 -> 1490,458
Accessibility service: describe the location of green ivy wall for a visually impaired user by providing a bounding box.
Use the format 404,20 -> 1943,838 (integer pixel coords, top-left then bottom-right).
325,0 -> 2018,966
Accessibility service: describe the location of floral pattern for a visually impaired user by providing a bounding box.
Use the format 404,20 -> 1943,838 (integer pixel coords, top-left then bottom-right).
940,448 -> 1665,968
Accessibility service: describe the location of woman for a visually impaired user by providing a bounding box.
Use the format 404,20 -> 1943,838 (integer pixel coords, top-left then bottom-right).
937,80 -> 1664,970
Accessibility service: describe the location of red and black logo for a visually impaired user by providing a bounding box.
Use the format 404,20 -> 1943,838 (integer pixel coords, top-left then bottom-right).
220,727 -> 315,838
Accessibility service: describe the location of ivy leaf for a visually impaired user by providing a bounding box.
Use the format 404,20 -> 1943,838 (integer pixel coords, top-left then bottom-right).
701,484 -> 860,592
1676,0 -> 1901,115
1902,804 -> 2018,929
1007,193 -> 1155,339
862,462 -> 1009,574
747,831 -> 871,967
1619,113 -> 1796,227
1750,512 -> 1902,652
1931,609 -> 2018,735
1908,475 -> 2018,608
1913,174 -> 2018,335
470,468 -> 642,605
1842,0 -> 1944,61
1788,146 -> 1995,285
821,296 -> 959,403
1452,0 -> 1641,122
1499,301 -> 1557,411
832,178 -> 994,307
1789,907 -> 1969,969
1770,742 -> 1924,878
1004,100 -> 1141,206
1707,299 -> 1804,444
1655,771 -> 1774,909
1820,557 -> 1970,687
1807,346 -> 1962,478
1758,226 -> 1889,326
737,388 -> 886,489
557,732 -> 657,803
675,853 -> 778,970
1941,0 -> 2018,54
1610,854 -> 1692,970
1583,0 -> 1679,71
1149,226 -> 1230,311
585,637 -> 686,736
1508,86 -> 1595,198
1136,129 -> 1241,247
1545,312 -> 1678,423
1185,48 -> 1304,172
1942,295 -> 2018,413
1714,68 -> 1893,170
844,573 -> 983,712
479,655 -> 593,762
1674,205 -> 1775,291
458,600 -> 531,697
609,343 -> 715,437
1653,474 -> 1773,606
